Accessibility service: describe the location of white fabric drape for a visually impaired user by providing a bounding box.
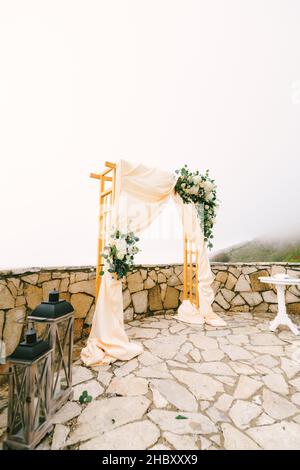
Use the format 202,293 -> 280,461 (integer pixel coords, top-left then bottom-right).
81,160 -> 216,366
81,273 -> 143,366
113,160 -> 176,233
174,193 -> 215,324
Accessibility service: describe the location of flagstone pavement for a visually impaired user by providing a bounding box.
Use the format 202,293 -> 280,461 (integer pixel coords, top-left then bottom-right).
1,311 -> 300,450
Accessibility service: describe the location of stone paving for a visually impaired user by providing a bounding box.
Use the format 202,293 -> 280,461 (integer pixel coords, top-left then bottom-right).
1,311 -> 300,450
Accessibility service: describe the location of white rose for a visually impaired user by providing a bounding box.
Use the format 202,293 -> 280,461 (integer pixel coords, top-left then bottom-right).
111,238 -> 127,260
186,186 -> 199,195
193,175 -> 202,184
116,250 -> 126,260
204,181 -> 215,192
113,238 -> 127,252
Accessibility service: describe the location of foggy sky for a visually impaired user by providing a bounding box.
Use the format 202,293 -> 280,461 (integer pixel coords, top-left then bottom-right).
1,0 -> 300,268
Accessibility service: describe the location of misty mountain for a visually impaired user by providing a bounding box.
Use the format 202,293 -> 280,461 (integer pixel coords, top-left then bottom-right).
211,237 -> 300,263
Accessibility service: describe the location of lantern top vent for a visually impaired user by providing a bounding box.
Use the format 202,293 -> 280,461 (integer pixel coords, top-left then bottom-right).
9,322 -> 50,361
30,289 -> 74,319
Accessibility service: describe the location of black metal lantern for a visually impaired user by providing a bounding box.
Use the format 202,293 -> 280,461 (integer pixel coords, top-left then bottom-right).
4,324 -> 52,450
28,289 -> 74,414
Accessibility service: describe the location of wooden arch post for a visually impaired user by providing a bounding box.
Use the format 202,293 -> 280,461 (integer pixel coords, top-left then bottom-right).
183,236 -> 200,308
90,161 -> 116,299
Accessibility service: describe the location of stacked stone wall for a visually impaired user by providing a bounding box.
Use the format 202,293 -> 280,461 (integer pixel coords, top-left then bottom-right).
0,263 -> 299,356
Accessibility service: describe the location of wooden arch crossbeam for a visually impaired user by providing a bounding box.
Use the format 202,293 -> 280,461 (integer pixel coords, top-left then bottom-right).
90,161 -> 199,307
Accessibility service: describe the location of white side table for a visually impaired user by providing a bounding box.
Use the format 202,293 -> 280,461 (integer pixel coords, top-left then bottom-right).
259,276 -> 300,335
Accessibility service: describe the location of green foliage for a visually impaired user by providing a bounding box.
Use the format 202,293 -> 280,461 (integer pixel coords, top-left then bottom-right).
175,165 -> 219,249
211,239 -> 300,263
175,414 -> 188,420
100,229 -> 140,280
212,252 -> 231,262
79,390 -> 92,404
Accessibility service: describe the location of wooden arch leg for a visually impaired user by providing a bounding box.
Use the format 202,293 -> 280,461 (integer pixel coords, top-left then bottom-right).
183,236 -> 199,309
90,162 -> 116,299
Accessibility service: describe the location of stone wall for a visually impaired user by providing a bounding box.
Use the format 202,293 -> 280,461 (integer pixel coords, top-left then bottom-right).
0,267 -> 97,356
211,263 -> 300,314
0,263 -> 299,357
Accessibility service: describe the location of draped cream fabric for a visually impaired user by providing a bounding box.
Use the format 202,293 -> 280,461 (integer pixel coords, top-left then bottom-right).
113,160 -> 176,233
81,273 -> 143,366
81,160 -> 218,366
174,193 -> 216,324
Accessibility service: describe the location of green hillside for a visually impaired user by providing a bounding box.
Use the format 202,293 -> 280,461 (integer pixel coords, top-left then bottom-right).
211,238 -> 300,263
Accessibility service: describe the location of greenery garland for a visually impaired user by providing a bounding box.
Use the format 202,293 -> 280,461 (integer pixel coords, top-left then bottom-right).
175,165 -> 219,249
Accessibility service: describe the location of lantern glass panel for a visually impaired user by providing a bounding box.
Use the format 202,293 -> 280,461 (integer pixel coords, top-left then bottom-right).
10,364 -> 27,440
54,320 -> 71,397
40,315 -> 73,403
35,359 -> 48,427
7,352 -> 51,449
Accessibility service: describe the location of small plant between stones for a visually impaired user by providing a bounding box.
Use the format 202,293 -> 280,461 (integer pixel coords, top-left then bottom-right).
79,390 -> 92,404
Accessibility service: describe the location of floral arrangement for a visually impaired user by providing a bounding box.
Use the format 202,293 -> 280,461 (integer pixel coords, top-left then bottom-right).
100,229 -> 140,280
175,165 -> 218,249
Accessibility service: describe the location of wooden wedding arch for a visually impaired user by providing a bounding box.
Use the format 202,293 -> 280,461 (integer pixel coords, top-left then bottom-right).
90,162 -> 200,308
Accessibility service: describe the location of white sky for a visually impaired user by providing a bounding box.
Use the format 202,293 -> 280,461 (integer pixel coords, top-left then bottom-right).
0,0 -> 300,268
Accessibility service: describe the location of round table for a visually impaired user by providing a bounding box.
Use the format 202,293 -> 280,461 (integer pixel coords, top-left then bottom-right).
259,276 -> 300,335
